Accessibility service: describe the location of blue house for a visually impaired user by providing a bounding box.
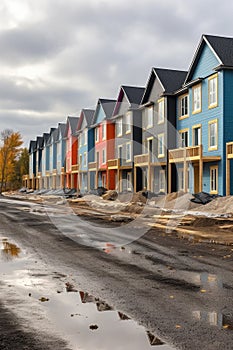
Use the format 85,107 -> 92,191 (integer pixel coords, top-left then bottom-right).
56,123 -> 66,189
76,109 -> 95,193
169,34 -> 233,196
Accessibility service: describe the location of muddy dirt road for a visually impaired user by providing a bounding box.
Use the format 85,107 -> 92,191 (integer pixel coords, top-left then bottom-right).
1,198 -> 233,350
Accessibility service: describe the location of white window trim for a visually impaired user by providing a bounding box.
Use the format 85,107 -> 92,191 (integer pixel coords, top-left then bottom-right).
158,98 -> 165,124
147,106 -> 154,129
83,152 -> 87,167
158,133 -> 165,158
179,128 -> 189,148
210,165 -> 218,194
192,84 -> 202,114
208,119 -> 218,151
102,148 -> 106,164
159,169 -> 166,192
192,124 -> 202,146
125,112 -> 132,134
95,127 -> 99,143
208,74 -> 218,109
126,142 -> 132,162
179,94 -> 189,119
116,118 -> 123,137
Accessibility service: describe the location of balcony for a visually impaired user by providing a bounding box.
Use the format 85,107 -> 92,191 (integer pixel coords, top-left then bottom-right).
134,154 -> 149,167
22,174 -> 29,181
46,171 -> 50,177
52,169 -> 57,175
61,167 -> 65,175
169,145 -> 202,163
71,164 -> 79,173
107,158 -> 120,169
88,161 -> 97,171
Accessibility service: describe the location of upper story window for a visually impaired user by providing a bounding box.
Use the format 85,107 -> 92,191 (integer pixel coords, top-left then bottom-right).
84,129 -> 87,145
95,127 -> 99,143
126,142 -> 131,161
208,119 -> 218,151
146,106 -> 153,128
125,112 -> 132,134
208,74 -> 218,109
179,129 -> 189,148
158,98 -> 165,124
192,84 -> 202,114
158,133 -> 165,158
79,134 -> 82,147
83,152 -> 87,167
102,123 -> 106,140
116,118 -> 123,137
179,94 -> 189,118
102,148 -> 106,164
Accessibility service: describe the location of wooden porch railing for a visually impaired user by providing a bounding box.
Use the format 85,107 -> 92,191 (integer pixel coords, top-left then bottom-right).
134,153 -> 149,166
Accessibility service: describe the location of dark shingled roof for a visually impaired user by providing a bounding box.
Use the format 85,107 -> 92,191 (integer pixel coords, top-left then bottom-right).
154,68 -> 187,93
92,99 -> 116,124
83,109 -> 95,127
185,34 -> 233,84
66,116 -> 79,136
141,68 -> 187,104
52,128 -> 59,142
122,86 -> 145,105
205,34 -> 233,66
36,136 -> 43,149
29,140 -> 37,153
42,133 -> 50,147
58,123 -> 66,138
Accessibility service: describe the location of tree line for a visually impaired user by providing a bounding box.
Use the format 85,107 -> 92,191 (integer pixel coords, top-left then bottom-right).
0,129 -> 29,193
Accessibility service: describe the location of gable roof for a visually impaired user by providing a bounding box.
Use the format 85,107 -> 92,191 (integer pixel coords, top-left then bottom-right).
185,34 -> 233,84
58,123 -> 66,139
141,68 -> 187,104
113,85 -> 145,116
36,136 -> 43,149
65,116 -> 79,137
42,133 -> 50,147
77,109 -> 95,131
29,140 -> 37,153
92,98 -> 116,125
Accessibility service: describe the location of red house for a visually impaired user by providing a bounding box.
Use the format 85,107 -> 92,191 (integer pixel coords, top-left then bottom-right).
65,116 -> 79,189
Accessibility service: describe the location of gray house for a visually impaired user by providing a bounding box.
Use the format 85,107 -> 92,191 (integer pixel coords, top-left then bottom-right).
135,68 -> 187,193
110,85 -> 145,192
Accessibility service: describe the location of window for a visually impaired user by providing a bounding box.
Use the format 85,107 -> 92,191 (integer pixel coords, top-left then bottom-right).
126,142 -> 131,161
158,98 -> 165,124
79,154 -> 82,166
83,152 -> 87,167
79,134 -> 82,147
95,127 -> 99,143
102,123 -> 106,140
102,148 -> 106,164
193,125 -> 201,146
116,118 -> 123,136
180,94 -> 189,118
159,170 -> 166,192
125,112 -> 132,133
158,134 -> 165,158
127,172 -> 132,191
208,74 -> 218,108
84,129 -> 87,145
118,145 -> 123,166
210,166 -> 218,194
179,129 -> 189,148
208,120 -> 218,150
192,84 -> 202,113
147,106 -> 153,128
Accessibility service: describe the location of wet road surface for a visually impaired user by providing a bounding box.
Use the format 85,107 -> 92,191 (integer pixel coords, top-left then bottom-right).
1,197 -> 233,349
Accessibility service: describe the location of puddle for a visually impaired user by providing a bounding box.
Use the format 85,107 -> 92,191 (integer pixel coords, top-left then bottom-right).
32,288 -> 174,350
0,238 -> 21,261
192,310 -> 233,330
192,272 -> 223,289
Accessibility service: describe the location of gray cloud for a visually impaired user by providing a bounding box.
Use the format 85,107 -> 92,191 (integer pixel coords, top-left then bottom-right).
0,0 -> 233,146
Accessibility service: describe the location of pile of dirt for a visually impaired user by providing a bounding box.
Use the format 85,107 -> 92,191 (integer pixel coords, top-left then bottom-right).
102,190 -> 118,201
190,196 -> 233,216
150,192 -> 199,211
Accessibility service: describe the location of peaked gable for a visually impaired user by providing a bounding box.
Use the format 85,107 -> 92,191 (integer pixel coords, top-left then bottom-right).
141,68 -> 186,104
185,34 -> 225,84
92,99 -> 116,125
113,86 -> 144,116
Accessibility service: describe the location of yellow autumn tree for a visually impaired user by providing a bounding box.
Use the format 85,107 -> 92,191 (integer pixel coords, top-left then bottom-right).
0,129 -> 23,193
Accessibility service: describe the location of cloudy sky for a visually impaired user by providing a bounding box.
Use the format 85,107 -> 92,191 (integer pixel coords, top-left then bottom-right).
0,0 -> 233,146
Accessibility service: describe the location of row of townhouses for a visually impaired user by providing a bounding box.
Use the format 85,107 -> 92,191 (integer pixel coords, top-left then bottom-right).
23,34 -> 233,196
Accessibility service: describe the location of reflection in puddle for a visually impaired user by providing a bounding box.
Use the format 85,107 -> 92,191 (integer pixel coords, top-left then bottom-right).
192,272 -> 222,289
0,239 -> 21,261
39,289 -> 174,349
193,311 -> 233,330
